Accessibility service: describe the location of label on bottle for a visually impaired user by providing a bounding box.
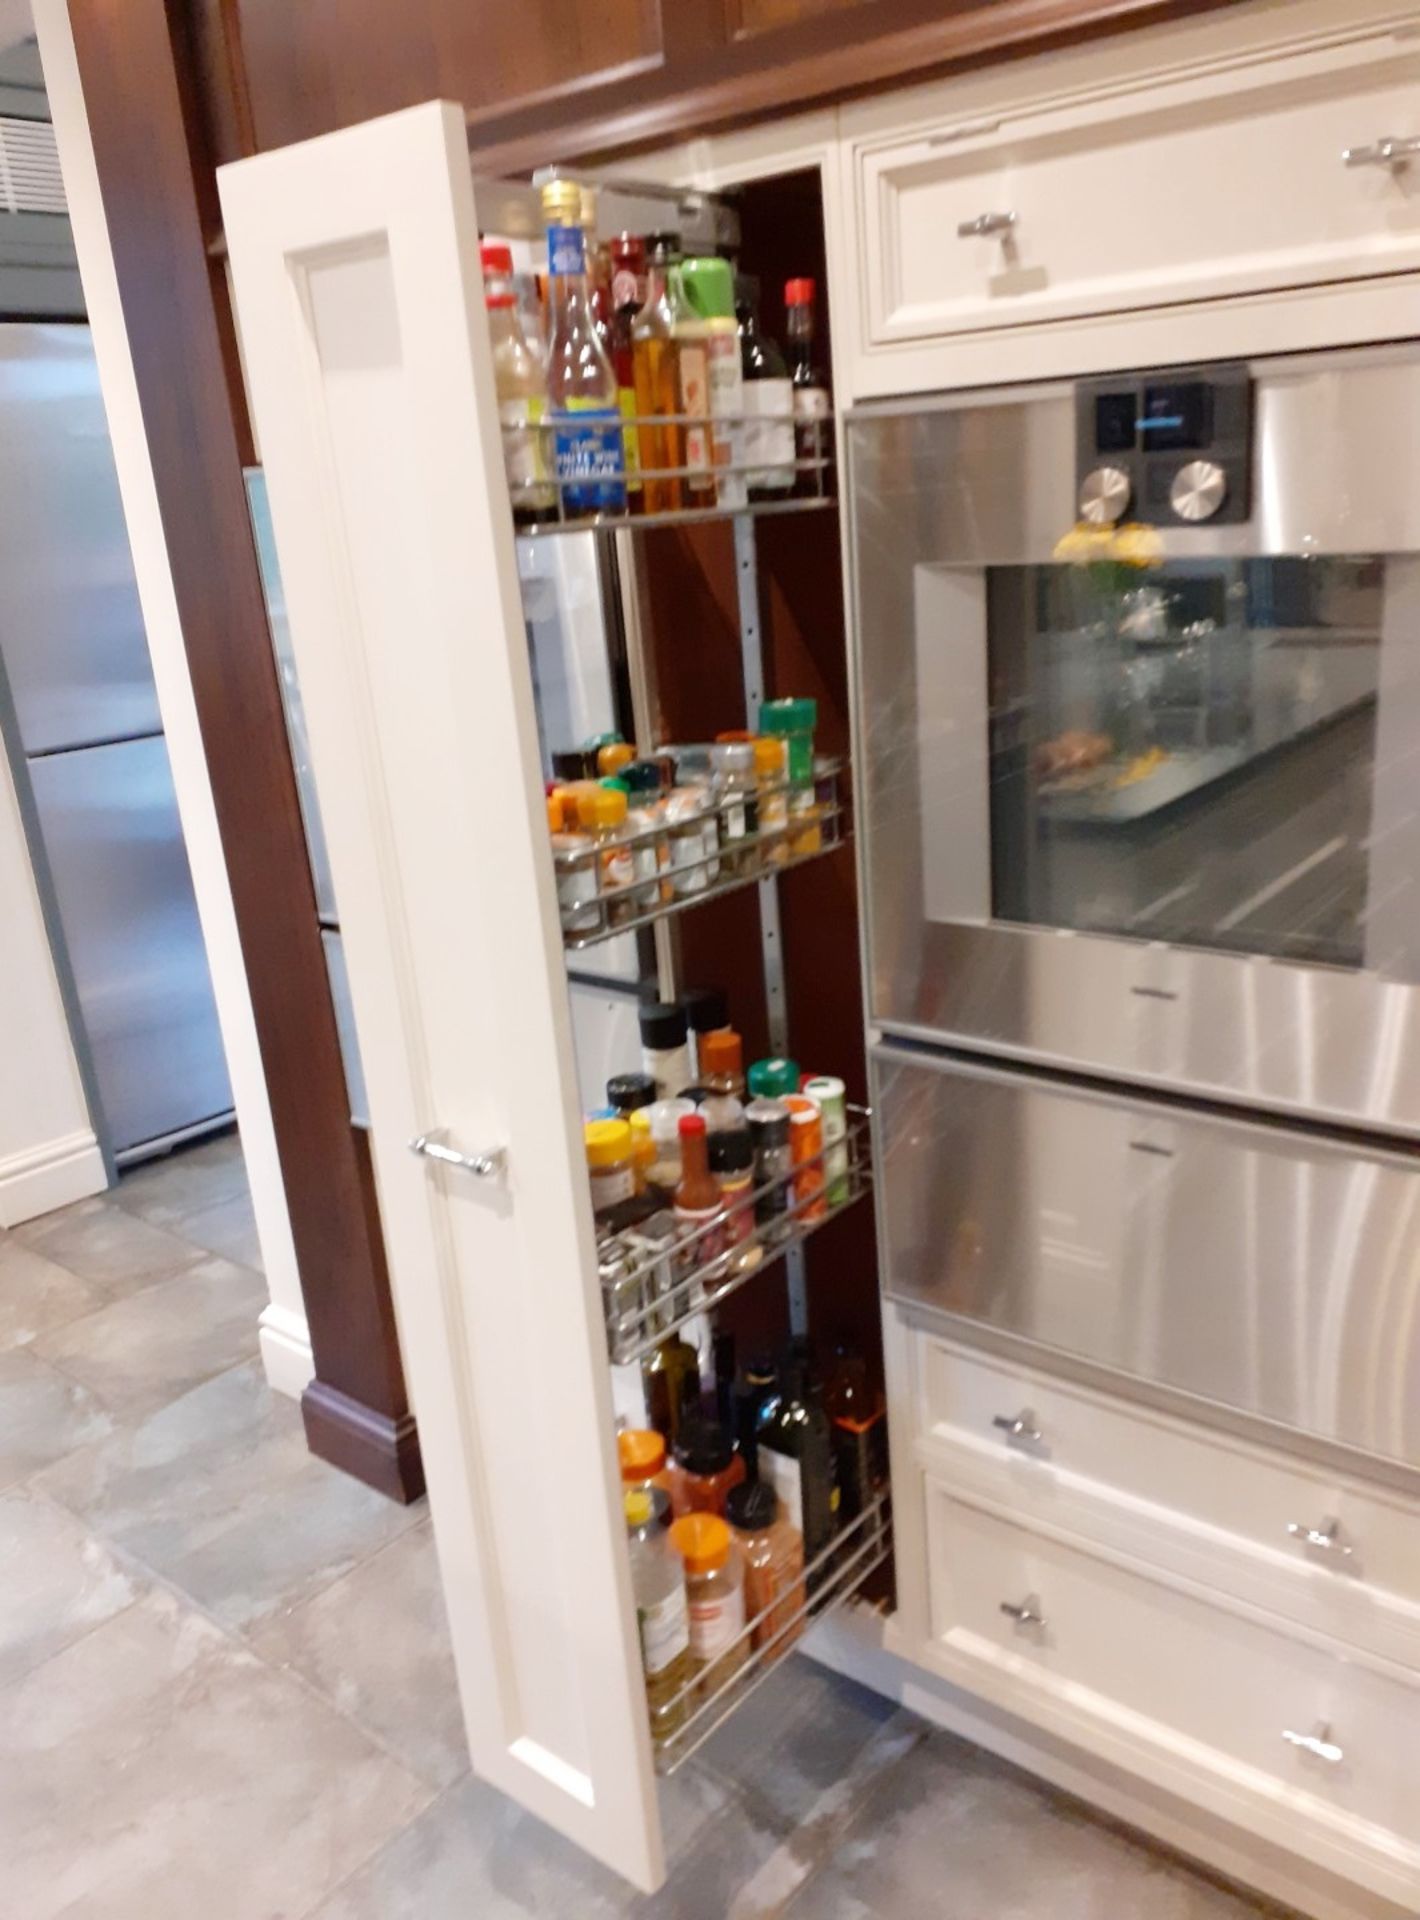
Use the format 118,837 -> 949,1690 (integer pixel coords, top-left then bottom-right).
612,265 -> 641,311
546,224 -> 586,278
674,1200 -> 726,1280
760,1444 -> 804,1536
553,400 -> 625,515
793,385 -> 831,421
499,396 -> 547,496
601,843 -> 635,895
678,343 -> 712,481
639,1583 -> 690,1676
705,334 -> 745,509
617,385 -> 642,489
669,827 -> 710,895
723,800 -> 747,842
743,379 -> 795,491
687,1583 -> 745,1663
590,1164 -> 636,1211
555,857 -> 601,934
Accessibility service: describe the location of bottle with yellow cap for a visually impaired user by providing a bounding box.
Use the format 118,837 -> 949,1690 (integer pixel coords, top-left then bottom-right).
584,1117 -> 635,1217
540,177 -> 624,518
669,1511 -> 748,1703
625,1487 -> 692,1737
584,784 -> 636,927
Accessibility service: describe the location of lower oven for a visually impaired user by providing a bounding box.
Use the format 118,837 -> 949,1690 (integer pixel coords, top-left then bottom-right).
848,343 -> 1420,1139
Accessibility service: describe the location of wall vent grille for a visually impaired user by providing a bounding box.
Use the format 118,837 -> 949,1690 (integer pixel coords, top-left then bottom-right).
0,118 -> 65,216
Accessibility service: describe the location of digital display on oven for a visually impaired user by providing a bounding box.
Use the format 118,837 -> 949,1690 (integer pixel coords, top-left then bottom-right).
1139,381 -> 1211,450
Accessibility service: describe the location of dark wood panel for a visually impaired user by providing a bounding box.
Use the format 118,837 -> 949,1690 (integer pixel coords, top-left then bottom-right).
725,0 -> 866,41
70,0 -> 422,1503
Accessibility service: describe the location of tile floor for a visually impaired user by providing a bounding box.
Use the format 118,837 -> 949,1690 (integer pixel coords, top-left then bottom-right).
0,1132 -> 1290,1919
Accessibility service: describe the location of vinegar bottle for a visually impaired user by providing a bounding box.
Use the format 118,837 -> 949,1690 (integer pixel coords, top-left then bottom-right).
540,178 -> 624,518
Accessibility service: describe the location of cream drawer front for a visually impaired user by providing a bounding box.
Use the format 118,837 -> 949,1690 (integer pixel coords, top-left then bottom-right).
925,1487 -> 1420,1897
918,1338 -> 1420,1633
857,26 -> 1420,349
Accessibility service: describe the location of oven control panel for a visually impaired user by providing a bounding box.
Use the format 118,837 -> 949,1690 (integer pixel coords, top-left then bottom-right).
1075,363 -> 1252,527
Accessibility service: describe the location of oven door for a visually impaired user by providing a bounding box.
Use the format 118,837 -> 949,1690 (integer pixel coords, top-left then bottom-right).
848,344 -> 1420,1138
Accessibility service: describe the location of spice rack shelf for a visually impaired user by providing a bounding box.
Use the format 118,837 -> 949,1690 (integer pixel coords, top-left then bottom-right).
651,1492 -> 893,1775
600,1106 -> 873,1369
507,410 -> 834,539
557,758 -> 849,952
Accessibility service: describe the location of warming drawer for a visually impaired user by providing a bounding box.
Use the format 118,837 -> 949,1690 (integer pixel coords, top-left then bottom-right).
872,1045 -> 1420,1475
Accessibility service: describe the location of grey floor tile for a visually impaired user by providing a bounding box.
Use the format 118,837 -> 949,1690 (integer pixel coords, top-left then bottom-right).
0,1346 -> 112,1490
782,1730 -> 1276,1920
0,1489 -> 145,1686
115,1131 -> 248,1230
14,1195 -> 203,1298
252,1516 -> 468,1789
0,1585 -> 430,1920
29,1255 -> 266,1420
0,1234 -> 107,1349
35,1360 -> 418,1631
313,1762 -> 738,1920
172,1188 -> 264,1270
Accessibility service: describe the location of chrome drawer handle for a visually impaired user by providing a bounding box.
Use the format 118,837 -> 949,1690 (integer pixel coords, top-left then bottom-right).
1343,135 -> 1420,169
992,1408 -> 1043,1446
1286,1517 -> 1352,1558
409,1128 -> 506,1180
1000,1594 -> 1046,1628
957,210 -> 1017,239
1283,1722 -> 1344,1765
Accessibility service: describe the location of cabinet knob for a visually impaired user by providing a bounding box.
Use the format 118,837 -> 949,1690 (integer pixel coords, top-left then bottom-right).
409,1128 -> 506,1181
992,1408 -> 1043,1447
1286,1517 -> 1353,1558
1342,135 -> 1420,169
956,210 -> 1017,239
1000,1594 -> 1046,1628
1283,1722 -> 1344,1765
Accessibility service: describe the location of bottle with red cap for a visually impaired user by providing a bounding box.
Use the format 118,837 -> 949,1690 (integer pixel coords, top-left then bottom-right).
480,242 -> 555,524
785,276 -> 831,499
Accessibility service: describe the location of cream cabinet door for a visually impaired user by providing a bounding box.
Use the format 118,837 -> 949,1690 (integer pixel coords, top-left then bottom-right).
219,104 -> 665,1891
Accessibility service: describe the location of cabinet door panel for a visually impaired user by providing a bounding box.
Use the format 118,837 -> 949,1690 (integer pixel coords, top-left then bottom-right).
218,103 -> 664,1892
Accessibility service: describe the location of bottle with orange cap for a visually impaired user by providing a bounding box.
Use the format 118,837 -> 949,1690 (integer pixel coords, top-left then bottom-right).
480,242 -> 555,524
668,1510 -> 748,1703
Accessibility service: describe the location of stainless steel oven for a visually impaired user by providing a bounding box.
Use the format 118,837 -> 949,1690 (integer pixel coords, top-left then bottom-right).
848,343 -> 1420,1139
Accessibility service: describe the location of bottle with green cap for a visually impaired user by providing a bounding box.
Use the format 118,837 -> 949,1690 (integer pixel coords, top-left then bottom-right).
678,255 -> 746,510
747,1056 -> 800,1100
760,697 -> 817,787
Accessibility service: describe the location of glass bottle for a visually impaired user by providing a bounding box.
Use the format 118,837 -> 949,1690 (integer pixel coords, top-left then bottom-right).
584,1117 -> 636,1219
736,276 -> 794,500
726,1478 -> 805,1655
547,790 -> 602,939
625,1488 -> 693,1738
643,1328 -> 700,1447
674,1111 -> 726,1284
584,784 -> 635,927
480,243 -> 555,524
757,1353 -> 838,1566
541,178 -> 625,517
671,1416 -> 747,1518
730,1351 -> 778,1477
579,186 -> 613,349
631,232 -> 687,515
785,276 -> 831,498
711,740 -> 758,876
823,1346 -> 889,1525
670,256 -> 716,505
669,1511 -> 748,1705
680,256 -> 746,509
610,233 -> 646,514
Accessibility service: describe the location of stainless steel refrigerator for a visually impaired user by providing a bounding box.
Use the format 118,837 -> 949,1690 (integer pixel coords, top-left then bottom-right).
0,321 -> 232,1162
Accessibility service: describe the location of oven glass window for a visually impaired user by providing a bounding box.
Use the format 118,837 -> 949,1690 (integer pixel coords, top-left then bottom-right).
985,557 -> 1389,972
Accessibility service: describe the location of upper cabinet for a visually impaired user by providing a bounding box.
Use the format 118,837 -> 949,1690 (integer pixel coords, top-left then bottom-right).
839,1 -> 1420,395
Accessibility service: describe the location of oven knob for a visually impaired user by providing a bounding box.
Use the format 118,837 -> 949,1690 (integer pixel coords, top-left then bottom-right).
1170,459 -> 1227,522
1078,465 -> 1131,525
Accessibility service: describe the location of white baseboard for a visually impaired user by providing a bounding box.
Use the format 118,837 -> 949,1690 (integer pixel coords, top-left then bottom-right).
258,1299 -> 315,1400
805,1608 -> 1410,1920
0,1129 -> 107,1227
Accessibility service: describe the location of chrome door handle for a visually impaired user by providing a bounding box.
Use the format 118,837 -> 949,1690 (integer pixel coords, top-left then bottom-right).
957,210 -> 1017,239
992,1408 -> 1043,1446
1343,135 -> 1420,169
1000,1594 -> 1046,1628
409,1128 -> 506,1180
1286,1517 -> 1352,1558
1283,1722 -> 1344,1765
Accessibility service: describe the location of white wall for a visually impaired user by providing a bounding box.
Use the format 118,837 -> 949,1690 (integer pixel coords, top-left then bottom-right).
33,0 -> 313,1397
0,744 -> 105,1223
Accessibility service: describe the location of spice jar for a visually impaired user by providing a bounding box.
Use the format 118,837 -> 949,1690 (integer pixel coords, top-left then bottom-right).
607,1071 -> 657,1116
671,1418 -> 747,1517
787,785 -> 822,858
618,1427 -> 675,1499
627,1108 -> 656,1193
711,741 -> 758,877
622,759 -> 669,906
753,735 -> 789,867
585,1117 -> 636,1218
784,1093 -> 827,1224
699,1028 -> 745,1096
759,696 -> 817,786
645,1098 -> 695,1189
665,787 -> 716,897
747,1056 -> 800,1101
640,1001 -> 693,1099
709,1126 -> 758,1268
598,740 -> 635,777
803,1074 -> 849,1204
584,786 -> 636,927
669,1511 -> 748,1704
548,791 -> 602,938
745,1097 -> 792,1241
726,1478 -> 805,1656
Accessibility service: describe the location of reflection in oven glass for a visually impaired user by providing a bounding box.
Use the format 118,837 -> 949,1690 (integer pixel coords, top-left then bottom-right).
987,556 -> 1387,972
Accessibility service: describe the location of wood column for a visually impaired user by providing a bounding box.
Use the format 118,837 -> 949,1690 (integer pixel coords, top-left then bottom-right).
67,0 -> 422,1501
